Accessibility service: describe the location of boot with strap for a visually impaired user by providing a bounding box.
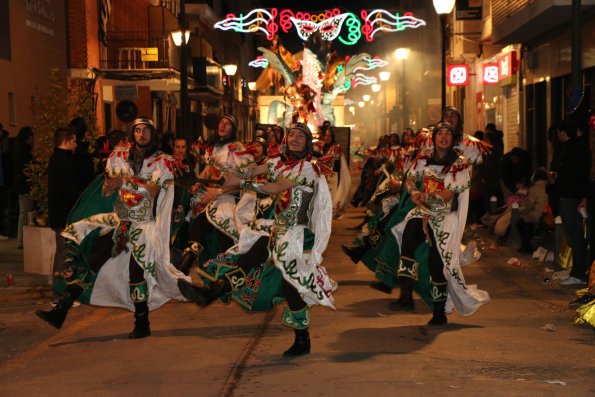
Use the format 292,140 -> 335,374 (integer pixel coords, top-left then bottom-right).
177,241 -> 203,275
128,281 -> 151,339
177,267 -> 246,308
427,281 -> 448,327
36,284 -> 84,329
281,306 -> 311,357
129,301 -> 151,339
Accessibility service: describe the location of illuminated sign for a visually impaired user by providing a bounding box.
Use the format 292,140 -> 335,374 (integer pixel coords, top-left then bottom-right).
140,47 -> 158,62
482,64 -> 499,85
498,51 -> 518,86
214,8 -> 426,45
447,64 -> 469,86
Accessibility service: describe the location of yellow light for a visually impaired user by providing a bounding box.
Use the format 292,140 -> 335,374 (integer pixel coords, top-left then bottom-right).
394,48 -> 410,60
171,30 -> 190,46
379,71 -> 391,82
363,94 -> 371,102
433,0 -> 456,14
248,81 -> 257,91
358,101 -> 365,108
371,83 -> 381,93
223,64 -> 237,76
349,106 -> 355,112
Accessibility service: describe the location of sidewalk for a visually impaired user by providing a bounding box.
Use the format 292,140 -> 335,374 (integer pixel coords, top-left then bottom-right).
0,239 -> 53,302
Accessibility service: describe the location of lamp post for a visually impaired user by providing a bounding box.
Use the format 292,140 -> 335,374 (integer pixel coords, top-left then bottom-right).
394,47 -> 410,131
223,64 -> 237,114
379,70 -> 391,135
173,0 -> 190,140
433,0 -> 455,112
248,81 -> 257,133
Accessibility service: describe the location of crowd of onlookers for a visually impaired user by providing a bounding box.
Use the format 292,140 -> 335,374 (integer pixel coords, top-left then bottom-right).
0,119 -> 198,250
350,113 -> 594,293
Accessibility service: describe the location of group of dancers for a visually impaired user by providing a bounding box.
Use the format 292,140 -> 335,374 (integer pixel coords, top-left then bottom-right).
36,107 -> 492,357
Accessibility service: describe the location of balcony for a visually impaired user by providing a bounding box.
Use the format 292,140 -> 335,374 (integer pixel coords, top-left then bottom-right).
100,31 -> 172,70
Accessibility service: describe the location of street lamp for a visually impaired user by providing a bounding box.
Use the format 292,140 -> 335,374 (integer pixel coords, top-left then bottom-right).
248,81 -> 257,132
371,83 -> 381,93
395,47 -> 410,130
363,94 -> 371,102
433,0 -> 456,111
173,0 -> 190,140
379,71 -> 391,135
223,64 -> 237,113
358,101 -> 365,108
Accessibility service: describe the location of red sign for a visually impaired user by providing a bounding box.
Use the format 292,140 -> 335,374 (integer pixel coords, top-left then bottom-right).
498,52 -> 518,83
483,64 -> 499,84
447,64 -> 469,86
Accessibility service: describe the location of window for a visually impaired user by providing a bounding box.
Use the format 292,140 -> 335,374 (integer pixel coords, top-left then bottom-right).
0,1 -> 11,60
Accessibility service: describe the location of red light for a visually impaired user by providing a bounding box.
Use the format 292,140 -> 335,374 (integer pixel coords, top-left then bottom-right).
447,64 -> 469,86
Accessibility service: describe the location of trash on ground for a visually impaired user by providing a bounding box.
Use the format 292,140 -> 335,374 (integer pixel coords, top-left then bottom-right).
544,380 -> 566,386
540,323 -> 556,332
507,257 -> 521,267
460,240 -> 481,266
552,270 -> 571,280
544,267 -> 554,273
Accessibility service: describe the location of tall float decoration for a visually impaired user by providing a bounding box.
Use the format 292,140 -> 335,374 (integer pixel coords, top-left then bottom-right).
214,7 -> 426,128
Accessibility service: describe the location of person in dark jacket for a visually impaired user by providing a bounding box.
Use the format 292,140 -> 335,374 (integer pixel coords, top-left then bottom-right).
14,126 -> 34,249
48,127 -> 81,275
68,117 -> 95,191
551,119 -> 591,286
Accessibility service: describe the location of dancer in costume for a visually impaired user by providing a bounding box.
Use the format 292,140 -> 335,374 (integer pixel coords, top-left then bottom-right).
177,122 -> 335,357
318,121 -> 351,218
36,117 -> 189,338
391,122 -> 490,325
175,114 -> 255,275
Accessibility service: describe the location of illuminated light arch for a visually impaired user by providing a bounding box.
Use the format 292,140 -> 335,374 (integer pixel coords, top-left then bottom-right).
213,8 -> 278,40
214,7 -> 426,45
360,10 -> 426,42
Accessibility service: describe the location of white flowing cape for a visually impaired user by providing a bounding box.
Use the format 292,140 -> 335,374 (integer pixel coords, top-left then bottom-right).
392,158 -> 490,316
63,150 -> 190,311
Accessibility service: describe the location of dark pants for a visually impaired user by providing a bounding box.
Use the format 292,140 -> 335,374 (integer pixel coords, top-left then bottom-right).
236,235 -> 306,311
559,198 -> 590,281
52,228 -> 67,276
188,212 -> 234,253
86,231 -> 145,285
400,217 -> 447,284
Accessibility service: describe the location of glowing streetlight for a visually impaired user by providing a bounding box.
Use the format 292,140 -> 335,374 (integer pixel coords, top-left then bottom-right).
222,64 -> 237,76
379,71 -> 391,82
394,47 -> 410,60
371,83 -> 381,93
433,0 -> 456,111
171,30 -> 190,46
248,81 -> 257,91
358,101 -> 365,108
363,94 -> 371,102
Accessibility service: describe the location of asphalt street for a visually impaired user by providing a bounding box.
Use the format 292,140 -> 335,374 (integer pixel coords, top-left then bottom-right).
0,208 -> 593,397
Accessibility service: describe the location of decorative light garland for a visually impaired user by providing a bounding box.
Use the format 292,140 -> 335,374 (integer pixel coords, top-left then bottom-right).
214,7 -> 426,45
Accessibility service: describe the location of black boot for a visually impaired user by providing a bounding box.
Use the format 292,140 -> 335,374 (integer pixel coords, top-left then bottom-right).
129,301 -> 151,339
177,267 -> 245,308
177,279 -> 225,308
36,285 -> 83,329
427,301 -> 448,327
177,242 -> 202,275
388,279 -> 415,311
341,243 -> 368,264
283,329 -> 311,357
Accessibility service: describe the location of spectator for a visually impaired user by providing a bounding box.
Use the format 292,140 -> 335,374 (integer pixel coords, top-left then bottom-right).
47,127 -> 81,275
516,169 -> 549,253
0,127 -> 8,240
68,117 -> 95,192
13,127 -> 34,249
551,119 -> 590,285
500,147 -> 532,197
